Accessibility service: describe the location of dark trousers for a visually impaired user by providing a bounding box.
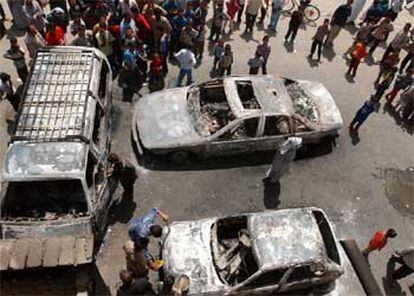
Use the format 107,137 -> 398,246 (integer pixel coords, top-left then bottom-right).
381,44 -> 396,62
218,65 -> 232,77
285,24 -> 300,42
245,13 -> 257,32
237,4 -> 244,22
350,113 -> 367,130
400,52 -> 413,73
258,6 -> 267,23
310,39 -> 323,60
249,67 -> 259,75
7,93 -> 21,112
209,25 -> 221,42
17,66 -> 28,83
347,57 -> 361,77
368,37 -> 381,55
261,57 -> 268,74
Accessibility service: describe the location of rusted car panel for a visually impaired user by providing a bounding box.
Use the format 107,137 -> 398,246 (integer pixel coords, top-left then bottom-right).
0,235 -> 93,270
2,142 -> 87,181
133,76 -> 343,157
162,208 -> 344,295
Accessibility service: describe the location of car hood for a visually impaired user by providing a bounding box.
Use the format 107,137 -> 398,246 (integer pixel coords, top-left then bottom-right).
134,88 -> 203,149
162,218 -> 227,295
297,80 -> 343,132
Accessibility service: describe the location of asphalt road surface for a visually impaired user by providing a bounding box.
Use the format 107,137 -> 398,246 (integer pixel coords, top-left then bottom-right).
0,0 -> 413,295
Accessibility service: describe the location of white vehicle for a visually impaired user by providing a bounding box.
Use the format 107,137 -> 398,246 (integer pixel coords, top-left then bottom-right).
133,76 -> 343,162
162,207 -> 344,295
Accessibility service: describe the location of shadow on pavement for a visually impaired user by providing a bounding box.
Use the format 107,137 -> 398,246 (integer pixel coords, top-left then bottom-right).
383,102 -> 414,135
382,277 -> 405,296
263,180 -> 280,209
322,45 -> 336,62
109,195 -> 137,225
306,56 -> 320,67
283,41 -> 294,53
349,130 -> 361,145
134,139 -> 335,171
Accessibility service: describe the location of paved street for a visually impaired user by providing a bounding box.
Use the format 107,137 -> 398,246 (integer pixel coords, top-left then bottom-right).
0,0 -> 413,295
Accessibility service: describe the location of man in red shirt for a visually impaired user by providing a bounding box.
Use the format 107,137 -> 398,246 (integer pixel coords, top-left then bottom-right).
45,24 -> 65,46
346,41 -> 368,77
362,228 -> 397,260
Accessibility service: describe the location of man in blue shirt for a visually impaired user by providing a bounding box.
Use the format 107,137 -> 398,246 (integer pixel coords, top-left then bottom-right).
128,207 -> 169,259
349,97 -> 376,132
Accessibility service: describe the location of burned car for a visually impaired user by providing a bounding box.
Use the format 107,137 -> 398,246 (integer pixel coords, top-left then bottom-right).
162,208 -> 344,295
0,47 -> 115,270
132,76 -> 343,161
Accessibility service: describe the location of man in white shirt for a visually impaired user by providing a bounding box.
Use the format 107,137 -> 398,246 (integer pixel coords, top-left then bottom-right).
174,46 -> 196,87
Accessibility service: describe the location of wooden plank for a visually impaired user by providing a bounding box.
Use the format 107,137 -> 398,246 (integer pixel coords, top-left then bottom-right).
58,236 -> 76,266
26,238 -> 44,268
43,237 -> 61,267
0,239 -> 15,270
74,237 -> 93,265
9,239 -> 30,270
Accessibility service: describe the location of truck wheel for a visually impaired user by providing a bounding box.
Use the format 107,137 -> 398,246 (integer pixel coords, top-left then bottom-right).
170,151 -> 190,164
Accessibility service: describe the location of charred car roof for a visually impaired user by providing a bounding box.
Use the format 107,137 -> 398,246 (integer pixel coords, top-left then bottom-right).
223,76 -> 294,117
2,142 -> 88,181
249,208 -> 325,270
2,47 -> 108,181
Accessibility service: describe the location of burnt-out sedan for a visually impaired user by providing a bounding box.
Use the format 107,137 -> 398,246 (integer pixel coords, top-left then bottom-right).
132,76 -> 343,162
162,207 -> 344,295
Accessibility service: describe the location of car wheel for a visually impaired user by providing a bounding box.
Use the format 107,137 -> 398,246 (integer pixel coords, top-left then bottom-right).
170,151 -> 191,164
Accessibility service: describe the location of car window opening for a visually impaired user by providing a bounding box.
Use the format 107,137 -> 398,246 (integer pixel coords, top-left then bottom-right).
285,82 -> 319,124
264,116 -> 290,136
312,211 -> 341,265
236,81 -> 261,110
244,268 -> 288,289
211,216 -> 259,287
188,80 -> 235,136
287,265 -> 313,283
218,118 -> 259,141
1,180 -> 88,220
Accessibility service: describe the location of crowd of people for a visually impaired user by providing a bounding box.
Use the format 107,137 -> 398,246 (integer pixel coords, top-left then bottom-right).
0,0 -> 412,133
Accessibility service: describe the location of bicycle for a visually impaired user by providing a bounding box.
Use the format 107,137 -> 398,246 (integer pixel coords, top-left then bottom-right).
282,0 -> 321,22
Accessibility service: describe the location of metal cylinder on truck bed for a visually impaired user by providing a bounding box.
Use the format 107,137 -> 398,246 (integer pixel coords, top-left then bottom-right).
340,239 -> 383,296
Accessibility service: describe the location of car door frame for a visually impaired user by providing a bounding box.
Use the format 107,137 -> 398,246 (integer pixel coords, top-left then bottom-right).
255,113 -> 294,151
231,267 -> 293,295
291,114 -> 322,144
206,114 -> 263,156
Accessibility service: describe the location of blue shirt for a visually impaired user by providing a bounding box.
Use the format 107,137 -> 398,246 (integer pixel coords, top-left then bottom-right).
123,48 -> 137,68
184,8 -> 195,20
163,0 -> 179,12
128,207 -> 158,242
172,15 -> 189,32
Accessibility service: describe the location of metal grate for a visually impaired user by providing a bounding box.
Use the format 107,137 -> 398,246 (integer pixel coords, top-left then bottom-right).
12,49 -> 95,143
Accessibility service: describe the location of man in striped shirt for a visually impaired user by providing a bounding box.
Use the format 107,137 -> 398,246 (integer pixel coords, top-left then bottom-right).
256,35 -> 271,74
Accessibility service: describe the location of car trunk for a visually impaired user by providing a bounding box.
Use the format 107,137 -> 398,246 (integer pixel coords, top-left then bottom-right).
0,218 -> 94,270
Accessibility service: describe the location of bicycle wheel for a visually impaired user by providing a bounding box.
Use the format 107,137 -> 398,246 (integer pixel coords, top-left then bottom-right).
281,0 -> 295,13
304,5 -> 320,21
